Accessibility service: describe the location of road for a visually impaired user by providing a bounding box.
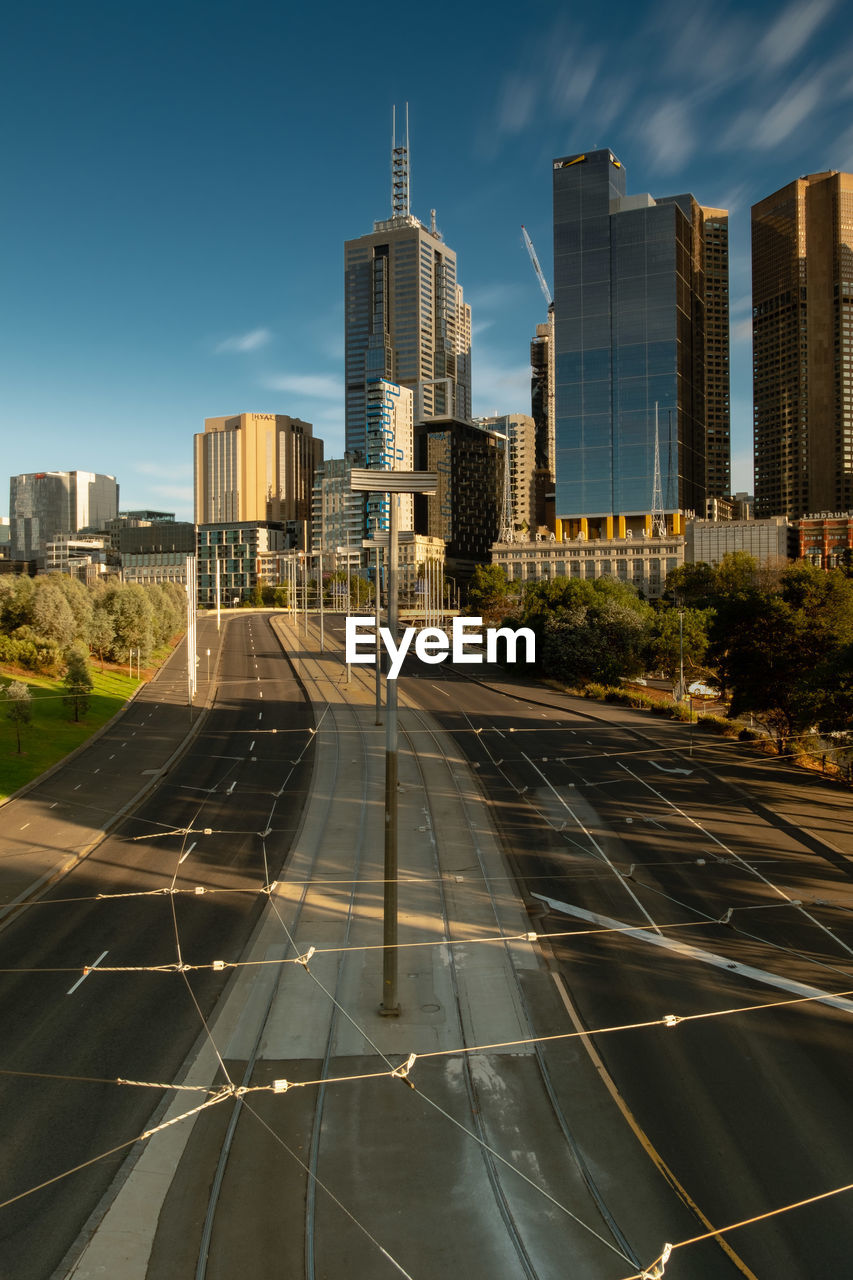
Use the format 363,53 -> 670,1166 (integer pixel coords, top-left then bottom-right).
0,614 -> 314,1280
406,659 -> 853,1276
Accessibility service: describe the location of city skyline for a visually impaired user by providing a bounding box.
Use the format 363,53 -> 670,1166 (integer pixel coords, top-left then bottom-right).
5,0 -> 853,520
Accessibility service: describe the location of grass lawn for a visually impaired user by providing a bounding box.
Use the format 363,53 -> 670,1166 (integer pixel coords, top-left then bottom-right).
0,666 -> 141,801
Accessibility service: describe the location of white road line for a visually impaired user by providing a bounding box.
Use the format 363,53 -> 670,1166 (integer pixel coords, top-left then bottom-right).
521,752 -> 662,935
491,726 -> 506,738
93,768 -> 99,774
67,950 -> 108,996
533,894 -> 853,1015
227,781 -> 236,795
618,762 -> 853,962
73,784 -> 82,791
249,741 -> 255,751
178,841 -> 197,865
50,802 -> 58,809
430,684 -> 450,696
258,712 -> 263,721
259,691 -> 263,698
650,760 -> 693,776
20,823 -> 30,830
109,755 -> 115,760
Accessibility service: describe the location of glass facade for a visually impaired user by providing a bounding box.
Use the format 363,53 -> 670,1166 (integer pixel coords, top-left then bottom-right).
344,218 -> 472,461
553,150 -> 726,523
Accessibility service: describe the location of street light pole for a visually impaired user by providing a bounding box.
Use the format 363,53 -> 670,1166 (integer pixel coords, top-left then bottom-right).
349,468 -> 437,1017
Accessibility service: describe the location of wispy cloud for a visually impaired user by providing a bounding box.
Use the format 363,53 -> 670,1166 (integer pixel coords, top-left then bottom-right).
753,78 -> 823,148
497,72 -> 538,136
263,372 -> 344,400
757,0 -> 836,72
642,99 -> 694,172
215,328 -> 272,354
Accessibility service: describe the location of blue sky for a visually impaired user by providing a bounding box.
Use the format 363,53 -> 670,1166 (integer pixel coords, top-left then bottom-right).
4,0 -> 852,521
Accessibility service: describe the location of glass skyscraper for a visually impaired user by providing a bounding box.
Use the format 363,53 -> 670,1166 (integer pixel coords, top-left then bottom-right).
344,124 -> 471,459
552,149 -> 729,532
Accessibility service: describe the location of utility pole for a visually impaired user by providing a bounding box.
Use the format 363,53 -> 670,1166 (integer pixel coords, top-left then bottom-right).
350,468 -> 437,1016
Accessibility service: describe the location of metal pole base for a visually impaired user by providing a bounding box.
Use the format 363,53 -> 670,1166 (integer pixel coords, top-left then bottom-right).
378,1001 -> 401,1017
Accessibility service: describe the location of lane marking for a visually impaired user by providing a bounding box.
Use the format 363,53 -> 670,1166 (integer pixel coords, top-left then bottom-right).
20,823 -> 30,830
179,841 -> 197,865
73,784 -> 82,791
249,741 -> 255,751
93,768 -> 99,774
619,763 -> 853,962
534,894 -> 853,1014
650,760 -> 693,776
50,803 -> 58,809
67,950 -> 108,996
258,712 -> 263,721
521,753 -> 662,935
227,781 -> 236,795
549,967 -> 759,1280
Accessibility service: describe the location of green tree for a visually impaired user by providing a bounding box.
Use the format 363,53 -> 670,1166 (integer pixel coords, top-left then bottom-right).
467,564 -> 518,622
520,576 -> 652,686
108,583 -> 155,663
646,607 -> 712,684
4,680 -> 32,753
88,605 -> 115,670
63,643 -> 94,722
711,564 -> 853,751
31,580 -> 77,649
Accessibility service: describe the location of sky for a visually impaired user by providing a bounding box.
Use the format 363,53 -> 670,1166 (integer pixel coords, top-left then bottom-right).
4,0 -> 853,521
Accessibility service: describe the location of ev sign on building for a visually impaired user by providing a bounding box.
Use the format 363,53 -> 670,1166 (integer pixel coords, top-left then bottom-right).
345,616 -> 536,679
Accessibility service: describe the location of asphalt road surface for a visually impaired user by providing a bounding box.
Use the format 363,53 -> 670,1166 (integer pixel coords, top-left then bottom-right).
0,614 -> 314,1280
406,658 -> 853,1277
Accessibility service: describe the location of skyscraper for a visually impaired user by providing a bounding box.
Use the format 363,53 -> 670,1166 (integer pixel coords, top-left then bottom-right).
344,113 -> 472,458
752,170 -> 853,519
193,413 -> 322,544
9,471 -> 118,564
530,316 -> 555,529
551,148 -> 729,536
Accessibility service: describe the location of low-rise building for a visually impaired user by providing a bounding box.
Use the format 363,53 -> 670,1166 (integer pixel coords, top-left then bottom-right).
685,516 -> 792,566
491,533 -> 684,599
796,512 -> 853,569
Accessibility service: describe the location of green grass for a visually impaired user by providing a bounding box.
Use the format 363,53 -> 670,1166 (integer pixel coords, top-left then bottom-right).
0,666 -> 141,801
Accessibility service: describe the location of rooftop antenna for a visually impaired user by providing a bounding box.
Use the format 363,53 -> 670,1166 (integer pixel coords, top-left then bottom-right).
498,431 -> 515,543
651,403 -> 667,537
391,103 -> 410,218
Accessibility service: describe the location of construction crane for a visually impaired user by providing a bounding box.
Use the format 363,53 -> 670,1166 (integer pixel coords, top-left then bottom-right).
521,225 -> 553,310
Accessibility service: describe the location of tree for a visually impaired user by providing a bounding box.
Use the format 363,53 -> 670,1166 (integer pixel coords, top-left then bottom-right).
108,583 -> 155,663
646,607 -> 712,684
467,564 -> 518,622
520,576 -> 652,686
4,681 -> 32,753
63,644 -> 94,722
31,580 -> 77,650
710,564 -> 853,751
88,605 -> 114,670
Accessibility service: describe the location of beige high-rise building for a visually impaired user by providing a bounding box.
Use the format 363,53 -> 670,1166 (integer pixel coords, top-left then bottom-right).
476,413 -> 537,536
193,413 -> 322,544
752,171 -> 853,518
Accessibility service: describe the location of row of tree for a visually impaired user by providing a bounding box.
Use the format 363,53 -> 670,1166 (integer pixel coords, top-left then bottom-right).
0,575 -> 187,674
467,554 -> 853,750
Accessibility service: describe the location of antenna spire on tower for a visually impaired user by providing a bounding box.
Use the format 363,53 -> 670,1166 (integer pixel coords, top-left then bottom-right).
391,103 -> 410,218
651,404 -> 667,537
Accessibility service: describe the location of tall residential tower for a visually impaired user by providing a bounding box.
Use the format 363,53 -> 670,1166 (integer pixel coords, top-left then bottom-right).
752,170 -> 853,519
345,113 -> 472,458
551,148 -> 730,536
